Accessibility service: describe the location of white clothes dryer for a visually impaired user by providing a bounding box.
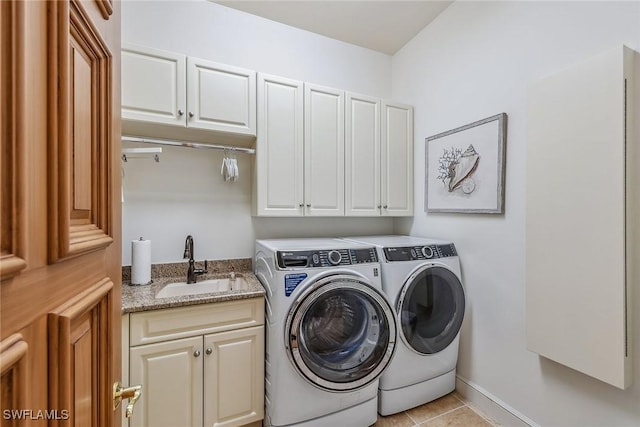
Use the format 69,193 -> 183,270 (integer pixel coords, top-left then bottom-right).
342,236 -> 465,416
254,238 -> 397,427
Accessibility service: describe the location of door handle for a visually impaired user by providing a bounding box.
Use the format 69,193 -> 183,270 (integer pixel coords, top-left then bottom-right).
113,381 -> 142,418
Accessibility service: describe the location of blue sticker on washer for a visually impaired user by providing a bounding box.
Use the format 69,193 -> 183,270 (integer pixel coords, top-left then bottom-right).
284,273 -> 307,297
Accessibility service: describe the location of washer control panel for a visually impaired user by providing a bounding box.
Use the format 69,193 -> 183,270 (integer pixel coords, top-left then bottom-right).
383,244 -> 457,262
277,248 -> 378,269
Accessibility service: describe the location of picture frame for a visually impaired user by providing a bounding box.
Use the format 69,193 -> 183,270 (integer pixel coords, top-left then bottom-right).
425,113 -> 507,213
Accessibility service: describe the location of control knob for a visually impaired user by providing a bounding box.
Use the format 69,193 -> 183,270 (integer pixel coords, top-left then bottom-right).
422,246 -> 434,259
327,250 -> 342,265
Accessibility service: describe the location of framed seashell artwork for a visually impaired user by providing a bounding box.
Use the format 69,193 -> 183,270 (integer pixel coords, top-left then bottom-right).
425,113 -> 507,213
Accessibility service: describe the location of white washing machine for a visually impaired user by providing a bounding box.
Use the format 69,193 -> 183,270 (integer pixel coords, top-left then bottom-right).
254,238 -> 397,427
342,236 -> 465,416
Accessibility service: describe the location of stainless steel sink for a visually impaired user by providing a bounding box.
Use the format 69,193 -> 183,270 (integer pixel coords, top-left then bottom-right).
156,277 -> 245,299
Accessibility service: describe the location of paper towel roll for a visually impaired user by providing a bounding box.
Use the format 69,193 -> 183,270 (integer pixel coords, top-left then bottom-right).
131,238 -> 151,285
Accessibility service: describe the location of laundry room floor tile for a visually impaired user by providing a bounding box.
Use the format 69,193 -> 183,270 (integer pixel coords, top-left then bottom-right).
372,411 -> 414,427
421,406 -> 493,427
404,393 -> 464,423
373,392 -> 497,427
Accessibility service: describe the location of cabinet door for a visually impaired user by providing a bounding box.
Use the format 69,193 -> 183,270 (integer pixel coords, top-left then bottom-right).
122,44 -> 186,126
204,326 -> 264,427
381,101 -> 413,216
526,46 -> 635,389
255,74 -> 304,216
345,93 -> 381,216
129,336 -> 203,427
304,83 -> 345,216
187,57 -> 256,136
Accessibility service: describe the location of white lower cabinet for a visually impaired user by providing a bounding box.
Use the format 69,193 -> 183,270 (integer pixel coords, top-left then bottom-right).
130,336 -> 204,427
203,328 -> 264,427
124,299 -> 264,427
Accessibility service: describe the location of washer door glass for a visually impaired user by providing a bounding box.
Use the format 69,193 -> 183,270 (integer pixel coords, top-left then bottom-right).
398,265 -> 465,354
287,275 -> 396,391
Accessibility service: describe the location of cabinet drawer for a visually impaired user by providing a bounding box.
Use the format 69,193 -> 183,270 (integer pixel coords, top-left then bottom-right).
130,298 -> 264,346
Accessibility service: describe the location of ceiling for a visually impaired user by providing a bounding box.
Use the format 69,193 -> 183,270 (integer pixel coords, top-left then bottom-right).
214,1 -> 453,55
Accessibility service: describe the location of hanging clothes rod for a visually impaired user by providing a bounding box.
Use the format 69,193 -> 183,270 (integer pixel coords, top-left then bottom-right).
121,147 -> 162,162
122,136 -> 256,155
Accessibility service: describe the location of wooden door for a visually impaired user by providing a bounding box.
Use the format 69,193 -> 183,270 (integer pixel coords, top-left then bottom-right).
304,83 -> 345,216
1,0 -> 123,425
345,93 -> 381,216
255,73 -> 304,217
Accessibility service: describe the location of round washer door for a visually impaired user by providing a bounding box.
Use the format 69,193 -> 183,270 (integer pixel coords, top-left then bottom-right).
397,264 -> 465,355
286,274 -> 396,391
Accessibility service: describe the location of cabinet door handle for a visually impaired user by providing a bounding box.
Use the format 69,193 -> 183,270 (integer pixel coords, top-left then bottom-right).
306,204 -> 311,208
194,350 -> 201,357
377,205 -> 382,209
188,111 -> 194,118
178,109 -> 184,116
206,348 -> 213,355
383,205 -> 388,209
299,203 -> 304,208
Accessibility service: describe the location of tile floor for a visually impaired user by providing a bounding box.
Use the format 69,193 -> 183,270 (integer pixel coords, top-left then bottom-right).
373,392 -> 497,427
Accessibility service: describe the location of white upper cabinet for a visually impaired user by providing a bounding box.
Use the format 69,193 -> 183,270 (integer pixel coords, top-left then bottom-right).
255,74 -> 304,216
381,101 -> 414,216
187,57 -> 256,136
254,73 -> 413,217
346,97 -> 413,217
345,93 -> 381,216
121,44 -> 256,139
122,44 -> 186,126
304,83 -> 345,216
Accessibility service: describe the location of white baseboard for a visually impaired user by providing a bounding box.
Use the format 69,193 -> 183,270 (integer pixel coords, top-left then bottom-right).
455,376 -> 539,427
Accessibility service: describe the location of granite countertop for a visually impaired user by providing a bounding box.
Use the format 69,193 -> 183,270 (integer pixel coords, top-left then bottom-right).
122,259 -> 265,314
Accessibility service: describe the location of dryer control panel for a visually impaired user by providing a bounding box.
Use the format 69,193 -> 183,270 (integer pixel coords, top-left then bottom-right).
277,248 -> 378,269
383,244 -> 457,262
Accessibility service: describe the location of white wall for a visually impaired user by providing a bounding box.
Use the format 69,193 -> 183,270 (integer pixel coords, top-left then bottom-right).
121,1 -> 394,264
392,1 -> 640,425
122,0 -> 391,97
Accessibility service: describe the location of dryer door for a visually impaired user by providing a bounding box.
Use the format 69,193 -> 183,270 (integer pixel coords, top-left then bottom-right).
397,265 -> 465,354
286,274 -> 396,391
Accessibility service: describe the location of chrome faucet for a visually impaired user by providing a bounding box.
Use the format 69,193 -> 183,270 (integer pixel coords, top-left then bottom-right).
183,235 -> 207,284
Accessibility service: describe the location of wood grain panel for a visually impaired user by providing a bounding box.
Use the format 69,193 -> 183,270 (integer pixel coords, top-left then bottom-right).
72,45 -> 93,213
72,315 -> 94,427
0,335 -> 28,427
49,0 -> 113,262
2,1 -> 121,427
0,0 -> 27,279
95,0 -> 113,20
49,278 -> 113,426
